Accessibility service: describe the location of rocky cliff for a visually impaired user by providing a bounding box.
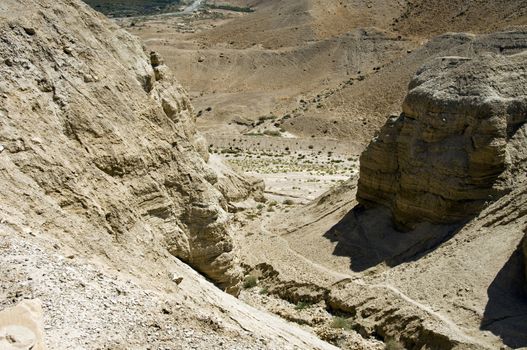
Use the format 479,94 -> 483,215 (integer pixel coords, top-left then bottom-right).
0,0 -> 244,293
0,1 -> 342,349
357,49 -> 527,229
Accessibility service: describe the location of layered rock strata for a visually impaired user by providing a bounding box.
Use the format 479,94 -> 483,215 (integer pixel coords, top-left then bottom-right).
0,0 -> 244,293
358,52 -> 527,228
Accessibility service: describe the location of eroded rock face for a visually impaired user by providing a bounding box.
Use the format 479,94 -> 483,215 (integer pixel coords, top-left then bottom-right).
358,51 -> 527,229
0,0 -> 242,293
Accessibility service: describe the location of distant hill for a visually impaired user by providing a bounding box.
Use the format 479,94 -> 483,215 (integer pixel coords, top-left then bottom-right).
82,0 -> 181,17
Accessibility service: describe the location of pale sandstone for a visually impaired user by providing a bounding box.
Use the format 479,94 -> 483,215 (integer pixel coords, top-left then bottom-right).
358,51 -> 527,228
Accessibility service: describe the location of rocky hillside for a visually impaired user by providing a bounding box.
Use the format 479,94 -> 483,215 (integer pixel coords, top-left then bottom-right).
0,0 -> 334,348
261,39 -> 527,349
394,0 -> 527,38
0,0 -> 244,293
358,49 -> 527,229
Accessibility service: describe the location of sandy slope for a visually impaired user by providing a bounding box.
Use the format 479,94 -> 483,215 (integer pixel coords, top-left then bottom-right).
128,0 -> 527,147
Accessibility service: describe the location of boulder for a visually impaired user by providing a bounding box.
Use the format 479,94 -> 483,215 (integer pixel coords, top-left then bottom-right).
0,300 -> 46,350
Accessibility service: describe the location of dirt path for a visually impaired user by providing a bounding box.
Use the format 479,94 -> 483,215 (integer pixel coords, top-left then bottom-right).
250,215 -> 494,348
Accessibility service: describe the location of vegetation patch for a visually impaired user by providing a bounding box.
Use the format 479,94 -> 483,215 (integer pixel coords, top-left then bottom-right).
82,0 -> 181,17
294,301 -> 312,310
206,3 -> 255,12
243,275 -> 258,289
384,339 -> 405,350
330,316 -> 352,330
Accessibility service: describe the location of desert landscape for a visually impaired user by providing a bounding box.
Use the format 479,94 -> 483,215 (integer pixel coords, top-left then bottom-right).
0,0 -> 526,349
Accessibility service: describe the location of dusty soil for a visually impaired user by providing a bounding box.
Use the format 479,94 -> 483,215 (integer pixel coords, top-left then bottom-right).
123,0 -> 527,145
3,1 -> 526,349
115,3 -> 527,349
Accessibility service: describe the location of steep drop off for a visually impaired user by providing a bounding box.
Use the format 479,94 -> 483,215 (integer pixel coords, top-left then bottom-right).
0,0 -> 243,292
0,1 -> 336,349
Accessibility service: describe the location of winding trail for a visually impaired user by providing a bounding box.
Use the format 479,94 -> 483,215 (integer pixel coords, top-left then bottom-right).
257,217 -> 491,349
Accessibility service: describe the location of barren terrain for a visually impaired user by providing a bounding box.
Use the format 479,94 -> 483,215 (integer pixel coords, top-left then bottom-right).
1,0 -> 526,349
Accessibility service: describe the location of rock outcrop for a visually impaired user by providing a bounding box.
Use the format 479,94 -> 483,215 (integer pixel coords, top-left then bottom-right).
0,0 -> 243,293
357,51 -> 527,229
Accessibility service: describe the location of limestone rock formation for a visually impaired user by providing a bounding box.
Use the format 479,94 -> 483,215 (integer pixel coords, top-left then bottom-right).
0,0 -> 243,293
208,154 -> 265,206
357,51 -> 527,228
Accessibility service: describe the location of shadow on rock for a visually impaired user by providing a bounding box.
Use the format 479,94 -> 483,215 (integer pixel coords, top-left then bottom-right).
323,205 -> 460,272
481,246 -> 527,349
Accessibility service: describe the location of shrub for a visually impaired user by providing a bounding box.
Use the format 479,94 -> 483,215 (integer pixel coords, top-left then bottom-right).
330,316 -> 352,330
207,4 -> 255,12
283,199 -> 295,205
264,130 -> 281,137
384,339 -> 405,350
243,275 -> 258,289
295,301 -> 312,310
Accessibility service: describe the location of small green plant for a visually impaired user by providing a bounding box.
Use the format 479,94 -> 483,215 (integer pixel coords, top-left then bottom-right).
264,130 -> 281,137
283,199 -> 295,205
384,339 -> 405,350
330,316 -> 352,330
207,4 -> 255,12
295,301 -> 312,310
243,275 -> 258,289
259,287 -> 269,295
256,204 -> 265,210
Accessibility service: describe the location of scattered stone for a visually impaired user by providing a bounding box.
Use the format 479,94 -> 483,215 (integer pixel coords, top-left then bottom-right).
23,27 -> 36,35
150,51 -> 164,67
171,274 -> 184,285
83,74 -> 95,83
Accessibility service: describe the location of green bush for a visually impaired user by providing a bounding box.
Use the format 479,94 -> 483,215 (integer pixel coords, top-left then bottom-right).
384,339 -> 405,350
330,316 -> 352,330
264,130 -> 281,137
207,4 -> 254,12
295,301 -> 312,310
243,275 -> 258,289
